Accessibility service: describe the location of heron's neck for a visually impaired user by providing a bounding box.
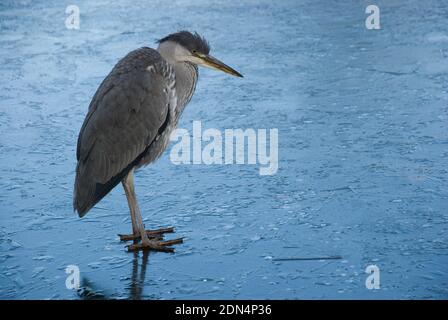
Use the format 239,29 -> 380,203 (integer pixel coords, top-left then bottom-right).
170,61 -> 198,119
157,42 -> 198,119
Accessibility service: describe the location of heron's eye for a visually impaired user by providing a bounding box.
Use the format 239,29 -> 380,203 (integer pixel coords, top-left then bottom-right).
192,50 -> 198,55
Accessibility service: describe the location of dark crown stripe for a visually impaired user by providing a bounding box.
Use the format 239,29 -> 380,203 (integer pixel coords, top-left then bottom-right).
157,31 -> 210,55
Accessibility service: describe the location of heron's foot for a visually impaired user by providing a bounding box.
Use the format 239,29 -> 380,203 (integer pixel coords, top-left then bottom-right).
118,227 -> 175,242
118,227 -> 182,252
127,238 -> 183,253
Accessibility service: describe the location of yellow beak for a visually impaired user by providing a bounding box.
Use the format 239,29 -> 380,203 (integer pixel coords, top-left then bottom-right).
194,53 -> 243,77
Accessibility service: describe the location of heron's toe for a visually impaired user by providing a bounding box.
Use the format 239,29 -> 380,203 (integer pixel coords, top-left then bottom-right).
118,227 -> 175,242
126,238 -> 183,253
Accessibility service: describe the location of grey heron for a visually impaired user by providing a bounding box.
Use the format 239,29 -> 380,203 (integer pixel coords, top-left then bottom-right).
73,31 -> 242,252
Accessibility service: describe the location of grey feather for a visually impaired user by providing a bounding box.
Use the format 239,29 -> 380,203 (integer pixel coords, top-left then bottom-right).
74,47 -> 179,217
157,31 -> 210,55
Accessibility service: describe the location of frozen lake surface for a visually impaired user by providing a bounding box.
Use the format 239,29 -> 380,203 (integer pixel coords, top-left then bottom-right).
0,0 -> 447,299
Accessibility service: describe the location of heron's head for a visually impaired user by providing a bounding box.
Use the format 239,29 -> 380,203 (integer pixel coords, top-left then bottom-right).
157,31 -> 243,77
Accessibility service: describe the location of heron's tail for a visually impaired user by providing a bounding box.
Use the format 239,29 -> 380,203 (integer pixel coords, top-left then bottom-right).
73,162 -> 97,217
73,161 -> 132,218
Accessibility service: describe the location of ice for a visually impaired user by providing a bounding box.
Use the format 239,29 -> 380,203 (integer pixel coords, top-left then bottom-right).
0,0 -> 447,299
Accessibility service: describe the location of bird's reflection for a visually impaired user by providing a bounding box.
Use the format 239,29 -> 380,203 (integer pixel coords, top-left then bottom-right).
77,250 -> 150,300
129,250 -> 149,299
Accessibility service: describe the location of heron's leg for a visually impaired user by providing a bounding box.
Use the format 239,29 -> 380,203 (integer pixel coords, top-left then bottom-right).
122,169 -> 148,240
120,169 -> 183,252
122,170 -> 140,236
121,170 -> 171,240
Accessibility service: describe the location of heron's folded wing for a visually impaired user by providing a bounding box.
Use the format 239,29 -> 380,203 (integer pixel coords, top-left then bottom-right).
74,48 -> 175,214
